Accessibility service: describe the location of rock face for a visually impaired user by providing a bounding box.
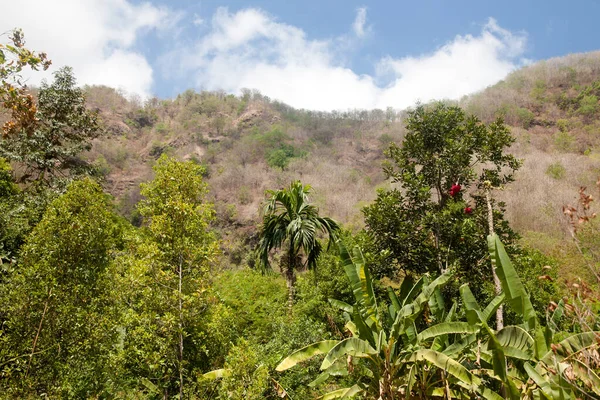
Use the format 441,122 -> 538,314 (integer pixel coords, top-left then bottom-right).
236,108 -> 263,128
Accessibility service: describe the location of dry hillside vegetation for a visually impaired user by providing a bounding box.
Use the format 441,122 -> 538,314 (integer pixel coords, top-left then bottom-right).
84,52 -> 600,268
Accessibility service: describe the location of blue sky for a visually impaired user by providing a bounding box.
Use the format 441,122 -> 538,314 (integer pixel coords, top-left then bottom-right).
2,0 -> 598,110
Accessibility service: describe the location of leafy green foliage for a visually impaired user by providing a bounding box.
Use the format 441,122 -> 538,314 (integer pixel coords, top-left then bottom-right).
279,237 -> 599,399
546,161 -> 566,179
277,241 -> 483,399
554,130 -> 576,152
363,103 -> 521,285
216,339 -> 270,400
124,154 -> 220,396
0,178 -> 122,397
258,180 -> 340,310
0,66 -> 101,184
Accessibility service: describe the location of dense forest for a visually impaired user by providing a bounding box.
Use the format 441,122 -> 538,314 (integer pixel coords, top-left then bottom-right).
1,28 -> 599,399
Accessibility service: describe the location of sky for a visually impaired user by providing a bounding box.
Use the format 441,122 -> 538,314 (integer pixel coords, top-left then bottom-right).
2,0 -> 599,111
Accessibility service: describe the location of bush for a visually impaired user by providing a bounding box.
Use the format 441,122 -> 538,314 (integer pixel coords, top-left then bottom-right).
556,118 -> 570,133
267,149 -> 290,170
554,131 -> 576,152
516,107 -> 535,128
578,94 -> 599,116
530,79 -> 547,102
93,155 -> 111,176
238,185 -> 252,205
546,162 -> 566,179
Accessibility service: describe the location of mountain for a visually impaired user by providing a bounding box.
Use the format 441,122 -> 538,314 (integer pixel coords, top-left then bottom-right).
84,51 -> 600,266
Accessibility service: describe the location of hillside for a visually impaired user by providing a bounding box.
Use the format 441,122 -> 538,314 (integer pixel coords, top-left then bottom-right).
3,38 -> 600,398
83,51 -> 600,268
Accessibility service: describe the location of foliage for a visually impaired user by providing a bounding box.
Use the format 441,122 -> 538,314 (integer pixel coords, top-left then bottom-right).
277,241 -> 476,399
216,339 -> 270,400
363,103 -> 521,285
129,154 -> 220,397
278,237 -> 600,399
0,28 -> 51,138
257,180 -> 340,310
0,66 -> 101,184
554,130 -> 576,152
516,107 -> 535,128
0,178 -> 122,397
577,94 -> 599,116
205,268 -> 338,399
267,148 -> 292,170
0,158 -> 22,263
546,161 -> 566,179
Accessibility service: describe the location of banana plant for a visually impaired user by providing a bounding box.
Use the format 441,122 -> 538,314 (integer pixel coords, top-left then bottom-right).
458,233 -> 600,399
276,241 -> 501,399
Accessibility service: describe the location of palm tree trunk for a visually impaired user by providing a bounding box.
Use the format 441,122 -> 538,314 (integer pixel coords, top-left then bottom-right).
287,243 -> 295,315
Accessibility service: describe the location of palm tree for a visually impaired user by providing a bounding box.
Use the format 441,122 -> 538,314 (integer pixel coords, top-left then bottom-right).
257,180 -> 340,311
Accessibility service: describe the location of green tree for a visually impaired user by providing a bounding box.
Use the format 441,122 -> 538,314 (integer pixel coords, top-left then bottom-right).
0,178 -> 122,397
257,181 -> 340,312
0,157 -> 22,264
137,154 -> 219,398
363,103 -> 521,290
218,339 -> 270,400
0,66 -> 101,185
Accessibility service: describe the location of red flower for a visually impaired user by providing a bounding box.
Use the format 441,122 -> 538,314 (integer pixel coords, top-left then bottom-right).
449,184 -> 461,197
464,207 -> 473,214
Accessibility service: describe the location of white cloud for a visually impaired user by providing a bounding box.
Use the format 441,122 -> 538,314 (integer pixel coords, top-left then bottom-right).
193,14 -> 205,26
181,10 -> 528,111
0,0 -> 176,98
353,7 -> 368,38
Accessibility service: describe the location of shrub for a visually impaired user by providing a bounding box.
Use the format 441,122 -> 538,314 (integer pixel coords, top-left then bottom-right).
556,118 -> 570,133
266,149 -> 290,170
516,107 -> 535,128
530,79 -> 547,102
554,131 -> 576,152
578,94 -> 599,116
93,155 -> 111,176
238,185 -> 252,205
546,162 -> 566,179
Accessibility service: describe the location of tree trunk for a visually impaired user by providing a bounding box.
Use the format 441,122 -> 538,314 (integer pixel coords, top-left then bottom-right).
485,187 -> 504,330
26,287 -> 52,379
286,244 -> 295,315
178,253 -> 184,400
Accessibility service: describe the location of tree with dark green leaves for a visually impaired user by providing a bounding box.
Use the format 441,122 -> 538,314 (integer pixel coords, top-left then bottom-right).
363,103 -> 521,291
257,181 -> 340,312
0,158 -> 22,264
0,178 -> 122,397
0,66 -> 100,185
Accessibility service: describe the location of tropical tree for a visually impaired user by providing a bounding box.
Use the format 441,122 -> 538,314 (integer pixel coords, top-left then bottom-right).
257,180 -> 340,311
276,242 -> 493,399
134,155 -> 220,398
363,102 -> 522,288
456,234 -> 600,399
277,236 -> 600,399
